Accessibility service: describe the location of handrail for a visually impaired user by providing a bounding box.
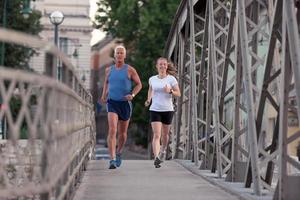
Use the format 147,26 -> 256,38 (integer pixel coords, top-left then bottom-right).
0,28 -> 95,199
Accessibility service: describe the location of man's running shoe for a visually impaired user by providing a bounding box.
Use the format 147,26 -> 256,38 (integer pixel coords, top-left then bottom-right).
116,153 -> 122,167
154,157 -> 163,168
109,160 -> 117,169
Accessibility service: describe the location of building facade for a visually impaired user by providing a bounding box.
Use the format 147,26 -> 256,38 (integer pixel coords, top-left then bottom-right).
30,0 -> 93,89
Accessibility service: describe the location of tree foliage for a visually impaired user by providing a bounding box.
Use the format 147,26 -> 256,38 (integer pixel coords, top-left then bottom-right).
94,0 -> 180,145
0,0 -> 42,139
0,0 -> 42,70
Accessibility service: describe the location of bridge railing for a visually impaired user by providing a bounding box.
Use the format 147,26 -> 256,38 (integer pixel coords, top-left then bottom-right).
165,0 -> 300,199
0,28 -> 95,199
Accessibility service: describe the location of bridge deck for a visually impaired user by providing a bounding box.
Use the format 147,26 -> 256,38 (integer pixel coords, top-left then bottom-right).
73,160 -> 239,200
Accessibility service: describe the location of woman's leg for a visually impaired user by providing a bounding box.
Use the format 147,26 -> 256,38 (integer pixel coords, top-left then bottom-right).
160,124 -> 171,159
151,122 -> 162,158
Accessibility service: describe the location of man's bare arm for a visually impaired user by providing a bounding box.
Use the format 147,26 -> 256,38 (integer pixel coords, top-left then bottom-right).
100,66 -> 110,103
124,66 -> 142,101
130,67 -> 142,96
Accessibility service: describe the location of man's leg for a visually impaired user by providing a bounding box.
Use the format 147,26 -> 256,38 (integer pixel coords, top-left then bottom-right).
107,112 -> 118,160
117,119 -> 130,154
115,119 -> 129,167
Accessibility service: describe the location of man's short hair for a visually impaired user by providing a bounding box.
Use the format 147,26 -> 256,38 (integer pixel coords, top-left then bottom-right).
114,45 -> 126,56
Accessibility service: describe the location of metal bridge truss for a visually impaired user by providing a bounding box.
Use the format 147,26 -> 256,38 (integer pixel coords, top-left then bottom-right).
165,0 -> 300,198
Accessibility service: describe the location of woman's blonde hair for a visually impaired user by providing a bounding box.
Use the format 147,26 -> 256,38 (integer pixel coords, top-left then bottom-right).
156,57 -> 178,77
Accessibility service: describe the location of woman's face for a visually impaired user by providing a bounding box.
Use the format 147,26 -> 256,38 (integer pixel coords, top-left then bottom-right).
156,59 -> 168,74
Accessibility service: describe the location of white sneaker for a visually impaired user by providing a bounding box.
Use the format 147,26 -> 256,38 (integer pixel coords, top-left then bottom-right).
158,151 -> 166,161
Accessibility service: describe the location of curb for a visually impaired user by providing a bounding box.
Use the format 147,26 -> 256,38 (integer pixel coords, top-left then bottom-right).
175,159 -> 273,200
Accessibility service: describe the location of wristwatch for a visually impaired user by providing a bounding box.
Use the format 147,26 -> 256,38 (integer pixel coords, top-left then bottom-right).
131,93 -> 135,98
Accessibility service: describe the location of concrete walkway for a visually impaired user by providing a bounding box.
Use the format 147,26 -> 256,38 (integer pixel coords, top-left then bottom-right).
73,160 -> 240,200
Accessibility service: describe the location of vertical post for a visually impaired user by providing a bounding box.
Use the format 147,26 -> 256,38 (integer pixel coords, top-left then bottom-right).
188,0 -> 199,166
54,24 -> 61,80
237,0 -> 261,195
198,1 -> 209,170
285,0 -> 300,119
278,8 -> 288,197
208,0 -> 222,178
232,29 -> 242,182
54,25 -> 58,47
175,33 -> 184,159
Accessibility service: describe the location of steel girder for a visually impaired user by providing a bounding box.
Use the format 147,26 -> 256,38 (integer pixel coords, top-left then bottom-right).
275,0 -> 300,199
165,0 -> 300,198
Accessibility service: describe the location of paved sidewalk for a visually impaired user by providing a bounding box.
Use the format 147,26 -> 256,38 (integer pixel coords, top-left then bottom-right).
176,160 -> 273,200
73,160 -> 240,200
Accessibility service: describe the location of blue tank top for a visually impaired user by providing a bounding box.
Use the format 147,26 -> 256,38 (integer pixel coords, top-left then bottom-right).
108,64 -> 132,101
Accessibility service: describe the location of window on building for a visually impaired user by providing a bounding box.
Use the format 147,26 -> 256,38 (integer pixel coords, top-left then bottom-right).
290,99 -> 297,106
59,37 -> 69,55
288,115 -> 299,127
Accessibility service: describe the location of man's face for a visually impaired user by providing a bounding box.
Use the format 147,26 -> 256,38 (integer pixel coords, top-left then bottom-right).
115,48 -> 126,63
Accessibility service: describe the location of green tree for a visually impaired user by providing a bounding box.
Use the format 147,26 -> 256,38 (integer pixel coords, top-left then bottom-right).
0,0 -> 42,70
94,0 -> 180,147
0,0 -> 42,139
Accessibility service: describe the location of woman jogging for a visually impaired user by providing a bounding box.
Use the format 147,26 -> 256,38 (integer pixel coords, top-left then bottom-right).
145,57 -> 181,168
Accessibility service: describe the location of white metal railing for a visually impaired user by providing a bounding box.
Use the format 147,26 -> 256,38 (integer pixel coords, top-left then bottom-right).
0,28 -> 95,199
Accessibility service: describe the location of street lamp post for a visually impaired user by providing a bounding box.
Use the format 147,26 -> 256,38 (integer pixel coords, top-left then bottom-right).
49,11 -> 64,46
49,11 -> 64,80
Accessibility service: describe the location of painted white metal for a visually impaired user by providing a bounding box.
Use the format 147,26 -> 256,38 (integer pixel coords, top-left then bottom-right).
208,0 -> 223,178
285,0 -> 300,120
165,0 -> 300,198
0,29 -> 95,199
188,0 -> 199,166
237,0 -> 262,195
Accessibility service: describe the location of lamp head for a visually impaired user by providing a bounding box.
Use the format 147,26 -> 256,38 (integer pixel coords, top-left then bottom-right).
49,11 -> 64,25
21,0 -> 32,19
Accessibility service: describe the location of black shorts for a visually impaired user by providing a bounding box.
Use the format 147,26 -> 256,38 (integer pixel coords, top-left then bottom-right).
150,111 -> 174,125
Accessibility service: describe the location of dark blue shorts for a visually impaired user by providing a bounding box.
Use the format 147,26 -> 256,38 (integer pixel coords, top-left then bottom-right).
106,99 -> 132,121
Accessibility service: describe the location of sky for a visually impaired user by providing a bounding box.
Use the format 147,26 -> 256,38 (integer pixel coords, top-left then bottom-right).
90,0 -> 105,45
